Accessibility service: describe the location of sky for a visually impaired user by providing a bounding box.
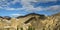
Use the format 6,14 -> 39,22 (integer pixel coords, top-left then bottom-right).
0,0 -> 60,17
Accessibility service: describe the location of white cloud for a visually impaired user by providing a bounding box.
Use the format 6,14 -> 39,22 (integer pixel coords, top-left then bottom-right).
0,0 -> 60,12
45,5 -> 60,11
10,0 -> 21,4
11,14 -> 24,17
5,7 -> 25,10
20,0 -> 45,12
11,14 -> 23,16
50,5 -> 60,10
35,0 -> 57,2
20,0 -> 60,12
24,5 -> 60,12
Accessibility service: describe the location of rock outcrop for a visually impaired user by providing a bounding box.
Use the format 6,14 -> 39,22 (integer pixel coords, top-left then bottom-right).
0,13 -> 60,30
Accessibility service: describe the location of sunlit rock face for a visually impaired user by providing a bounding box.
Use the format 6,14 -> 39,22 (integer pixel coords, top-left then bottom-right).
17,13 -> 60,30
0,13 -> 60,30
16,13 -> 46,30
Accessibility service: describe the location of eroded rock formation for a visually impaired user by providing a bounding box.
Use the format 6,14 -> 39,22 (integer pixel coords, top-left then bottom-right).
0,13 -> 60,30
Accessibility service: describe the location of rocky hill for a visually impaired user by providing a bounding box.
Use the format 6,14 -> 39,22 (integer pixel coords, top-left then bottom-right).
0,13 -> 60,30
16,13 -> 60,30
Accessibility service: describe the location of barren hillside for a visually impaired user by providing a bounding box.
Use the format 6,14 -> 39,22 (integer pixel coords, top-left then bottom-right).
0,13 -> 60,30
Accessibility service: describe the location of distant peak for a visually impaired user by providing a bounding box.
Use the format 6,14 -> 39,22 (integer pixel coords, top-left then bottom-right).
0,16 -> 3,18
52,12 -> 60,16
17,13 -> 45,19
27,13 -> 44,16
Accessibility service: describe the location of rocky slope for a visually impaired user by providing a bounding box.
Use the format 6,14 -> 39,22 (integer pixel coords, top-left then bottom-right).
0,13 -> 60,30
16,13 -> 60,30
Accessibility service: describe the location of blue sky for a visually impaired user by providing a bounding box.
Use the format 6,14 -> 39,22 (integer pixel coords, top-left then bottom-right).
0,0 -> 60,17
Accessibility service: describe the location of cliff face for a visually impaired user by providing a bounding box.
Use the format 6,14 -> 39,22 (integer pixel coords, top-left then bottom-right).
0,13 -> 60,30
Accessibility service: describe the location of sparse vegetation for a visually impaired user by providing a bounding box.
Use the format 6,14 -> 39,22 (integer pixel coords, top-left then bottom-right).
28,26 -> 35,30
20,27 -> 23,30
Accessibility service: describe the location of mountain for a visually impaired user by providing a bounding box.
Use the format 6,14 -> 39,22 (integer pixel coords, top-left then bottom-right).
0,13 -> 60,30
0,16 -> 11,20
52,12 -> 60,16
3,16 -> 11,20
16,13 -> 60,30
